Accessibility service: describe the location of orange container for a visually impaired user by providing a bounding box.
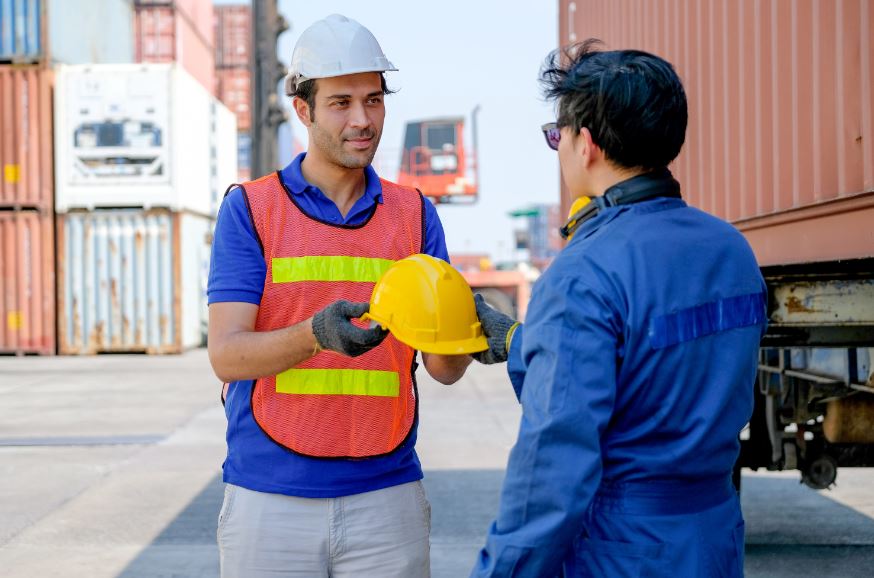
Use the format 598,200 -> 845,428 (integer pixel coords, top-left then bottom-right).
559,0 -> 874,266
216,67 -> 251,132
215,4 -> 251,69
0,210 -> 55,355
0,65 -> 53,210
134,0 -> 215,96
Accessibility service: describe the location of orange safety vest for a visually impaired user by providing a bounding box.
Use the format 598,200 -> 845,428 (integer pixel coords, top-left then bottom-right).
242,172 -> 424,458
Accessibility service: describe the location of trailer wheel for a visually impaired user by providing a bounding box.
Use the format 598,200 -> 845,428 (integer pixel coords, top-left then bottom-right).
476,288 -> 516,318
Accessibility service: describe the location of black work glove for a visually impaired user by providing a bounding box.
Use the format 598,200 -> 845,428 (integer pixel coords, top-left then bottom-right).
471,293 -> 519,365
312,300 -> 388,357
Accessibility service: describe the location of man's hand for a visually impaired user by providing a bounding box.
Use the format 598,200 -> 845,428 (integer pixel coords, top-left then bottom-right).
472,294 -> 519,365
312,300 -> 388,357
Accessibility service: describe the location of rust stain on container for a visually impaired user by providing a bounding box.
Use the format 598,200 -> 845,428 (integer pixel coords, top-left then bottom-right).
57,209 -> 213,355
559,0 -> 874,266
785,295 -> 818,315
0,66 -> 54,210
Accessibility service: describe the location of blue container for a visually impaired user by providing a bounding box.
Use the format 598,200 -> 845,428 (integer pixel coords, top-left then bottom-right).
237,132 -> 252,170
0,0 -> 42,62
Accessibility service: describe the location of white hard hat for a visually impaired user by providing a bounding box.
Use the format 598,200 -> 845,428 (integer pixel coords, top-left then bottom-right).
286,14 -> 397,95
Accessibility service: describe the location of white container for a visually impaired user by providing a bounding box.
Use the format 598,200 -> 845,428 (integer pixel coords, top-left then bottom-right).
211,97 -> 239,215
54,63 -> 215,216
57,209 -> 213,355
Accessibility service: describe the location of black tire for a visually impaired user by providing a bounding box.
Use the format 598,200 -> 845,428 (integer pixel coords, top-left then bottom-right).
476,288 -> 516,318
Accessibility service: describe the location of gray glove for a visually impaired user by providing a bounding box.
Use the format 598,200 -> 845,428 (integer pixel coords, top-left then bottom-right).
312,300 -> 388,357
472,294 -> 519,364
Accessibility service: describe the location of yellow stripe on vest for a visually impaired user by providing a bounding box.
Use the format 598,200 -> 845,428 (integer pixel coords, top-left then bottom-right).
276,368 -> 400,397
272,256 -> 395,283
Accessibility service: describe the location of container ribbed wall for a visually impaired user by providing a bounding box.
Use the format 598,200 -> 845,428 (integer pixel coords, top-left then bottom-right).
0,65 -> 53,210
57,209 -> 212,355
0,210 -> 55,354
559,0 -> 874,266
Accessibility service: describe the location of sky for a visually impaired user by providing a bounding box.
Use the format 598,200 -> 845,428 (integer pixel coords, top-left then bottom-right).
220,0 -> 560,262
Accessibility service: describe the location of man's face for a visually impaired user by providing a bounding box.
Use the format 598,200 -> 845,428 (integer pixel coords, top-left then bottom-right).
306,73 -> 385,169
558,125 -> 588,196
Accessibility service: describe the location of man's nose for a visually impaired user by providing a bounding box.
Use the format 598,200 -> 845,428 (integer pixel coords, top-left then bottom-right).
347,101 -> 371,129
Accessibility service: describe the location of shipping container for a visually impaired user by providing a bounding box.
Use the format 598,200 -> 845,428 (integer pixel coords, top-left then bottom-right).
559,0 -> 874,267
1,0 -> 134,64
45,0 -> 134,65
0,0 -> 41,62
134,0 -> 215,96
0,210 -> 55,355
211,96 -> 238,215
0,65 -> 53,210
54,63 -> 215,216
214,4 -> 250,69
57,209 -> 212,355
237,131 -> 251,174
215,66 -> 250,131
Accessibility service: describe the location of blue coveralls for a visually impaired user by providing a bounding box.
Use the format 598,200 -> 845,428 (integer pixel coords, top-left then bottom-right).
472,179 -> 767,577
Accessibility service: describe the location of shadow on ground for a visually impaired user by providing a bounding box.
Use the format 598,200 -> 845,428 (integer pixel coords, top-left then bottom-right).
116,472 -> 874,578
742,475 -> 874,578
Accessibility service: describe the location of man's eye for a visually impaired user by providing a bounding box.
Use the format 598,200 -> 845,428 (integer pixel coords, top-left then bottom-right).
368,97 -> 383,105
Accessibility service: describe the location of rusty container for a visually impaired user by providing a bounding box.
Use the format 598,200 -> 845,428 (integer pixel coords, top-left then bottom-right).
134,0 -> 215,96
0,65 -> 53,210
57,209 -> 213,355
214,4 -> 250,69
559,0 -> 874,266
215,67 -> 251,132
0,210 -> 55,355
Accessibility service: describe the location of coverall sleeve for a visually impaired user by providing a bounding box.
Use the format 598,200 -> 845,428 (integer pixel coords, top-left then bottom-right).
506,324 -> 526,400
471,275 -> 620,577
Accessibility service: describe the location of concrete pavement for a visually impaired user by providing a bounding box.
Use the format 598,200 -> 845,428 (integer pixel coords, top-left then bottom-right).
2,350 -> 874,577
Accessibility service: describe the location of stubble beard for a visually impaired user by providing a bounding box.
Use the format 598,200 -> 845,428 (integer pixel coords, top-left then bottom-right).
311,124 -> 382,169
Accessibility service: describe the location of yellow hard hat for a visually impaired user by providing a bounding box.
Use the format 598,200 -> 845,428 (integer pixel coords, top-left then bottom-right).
363,254 -> 488,355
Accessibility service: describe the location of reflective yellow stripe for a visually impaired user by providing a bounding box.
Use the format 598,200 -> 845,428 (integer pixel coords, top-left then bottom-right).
272,256 -> 395,283
275,368 -> 400,397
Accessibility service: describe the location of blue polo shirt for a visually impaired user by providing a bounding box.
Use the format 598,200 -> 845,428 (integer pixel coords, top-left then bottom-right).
208,152 -> 449,498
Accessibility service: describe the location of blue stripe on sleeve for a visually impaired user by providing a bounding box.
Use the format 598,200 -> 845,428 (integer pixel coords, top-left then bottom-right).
649,292 -> 766,350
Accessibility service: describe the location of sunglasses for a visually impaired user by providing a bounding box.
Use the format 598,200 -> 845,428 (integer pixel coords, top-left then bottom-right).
541,122 -> 561,150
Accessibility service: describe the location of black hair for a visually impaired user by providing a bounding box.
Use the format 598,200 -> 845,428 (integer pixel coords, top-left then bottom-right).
293,73 -> 396,121
540,39 -> 688,170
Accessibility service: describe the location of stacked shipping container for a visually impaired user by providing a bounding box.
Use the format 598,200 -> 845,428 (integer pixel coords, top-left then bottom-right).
0,66 -> 54,354
3,1 -> 49,354
1,0 -> 135,65
1,0 -> 234,356
53,63 -> 235,354
1,0 -> 137,355
133,0 -> 215,96
214,3 -> 251,181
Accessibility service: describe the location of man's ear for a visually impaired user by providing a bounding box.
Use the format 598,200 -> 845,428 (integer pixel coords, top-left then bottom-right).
292,97 -> 312,127
578,127 -> 601,168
